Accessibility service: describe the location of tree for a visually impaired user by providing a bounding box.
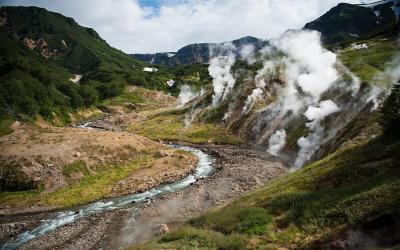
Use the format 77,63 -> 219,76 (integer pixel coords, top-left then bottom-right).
80,85 -> 99,106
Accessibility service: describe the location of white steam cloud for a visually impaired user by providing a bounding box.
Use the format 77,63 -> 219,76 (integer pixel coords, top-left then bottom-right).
242,29 -> 373,170
253,30 -> 340,149
304,100 -> 341,123
293,100 -> 340,169
242,61 -> 277,114
240,44 -> 256,65
267,129 -> 286,156
209,43 -> 237,107
272,30 -> 339,103
177,85 -> 201,107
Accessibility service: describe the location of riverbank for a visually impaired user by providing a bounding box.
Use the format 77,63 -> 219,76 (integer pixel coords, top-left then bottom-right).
0,86 -> 287,249
1,144 -> 286,249
0,122 -> 197,215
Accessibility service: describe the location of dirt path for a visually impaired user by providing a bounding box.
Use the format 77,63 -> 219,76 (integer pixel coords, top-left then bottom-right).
1,144 -> 286,249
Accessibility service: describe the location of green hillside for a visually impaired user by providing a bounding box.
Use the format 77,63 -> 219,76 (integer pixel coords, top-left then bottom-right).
141,85 -> 400,249
0,6 -> 181,123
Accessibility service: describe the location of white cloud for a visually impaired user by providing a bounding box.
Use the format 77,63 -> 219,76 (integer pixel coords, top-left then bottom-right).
1,0 -> 369,53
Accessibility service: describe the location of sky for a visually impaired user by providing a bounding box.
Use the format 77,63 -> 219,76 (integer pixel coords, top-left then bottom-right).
1,0 -> 375,53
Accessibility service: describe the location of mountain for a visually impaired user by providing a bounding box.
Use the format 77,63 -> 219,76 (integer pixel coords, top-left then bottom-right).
304,0 -> 399,44
131,36 -> 267,67
0,6 -> 172,122
0,6 -> 146,74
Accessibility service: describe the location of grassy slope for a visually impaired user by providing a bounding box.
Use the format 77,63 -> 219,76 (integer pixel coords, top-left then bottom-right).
141,119 -> 400,249
0,154 -> 154,208
139,33 -> 400,249
338,35 -> 398,84
128,109 -> 243,145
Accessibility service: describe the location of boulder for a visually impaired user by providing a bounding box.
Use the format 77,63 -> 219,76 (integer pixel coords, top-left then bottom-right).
153,223 -> 169,236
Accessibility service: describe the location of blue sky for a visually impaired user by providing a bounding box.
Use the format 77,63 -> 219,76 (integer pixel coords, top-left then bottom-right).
138,0 -> 167,9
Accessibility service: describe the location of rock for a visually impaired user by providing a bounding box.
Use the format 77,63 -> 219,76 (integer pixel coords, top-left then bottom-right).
253,176 -> 263,186
178,154 -> 189,160
126,103 -> 138,110
74,152 -> 81,157
154,151 -> 168,158
153,223 -> 169,236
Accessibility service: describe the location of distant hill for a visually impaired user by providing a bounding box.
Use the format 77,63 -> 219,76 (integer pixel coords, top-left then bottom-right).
131,36 -> 267,67
304,0 -> 399,44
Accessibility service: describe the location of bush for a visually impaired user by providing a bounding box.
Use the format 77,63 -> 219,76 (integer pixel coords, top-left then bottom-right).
80,85 -> 99,106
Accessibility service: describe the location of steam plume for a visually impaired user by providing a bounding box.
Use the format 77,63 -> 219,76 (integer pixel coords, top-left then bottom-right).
267,129 -> 286,156
208,43 -> 237,107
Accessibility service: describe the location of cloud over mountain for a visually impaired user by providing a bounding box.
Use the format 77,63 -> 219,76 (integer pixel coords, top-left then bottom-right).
1,0 -> 370,53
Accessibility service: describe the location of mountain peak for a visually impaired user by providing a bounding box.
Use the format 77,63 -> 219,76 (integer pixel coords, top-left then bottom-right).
304,1 -> 398,44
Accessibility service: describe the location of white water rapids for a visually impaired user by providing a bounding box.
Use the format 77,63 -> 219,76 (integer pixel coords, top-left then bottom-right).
1,145 -> 214,250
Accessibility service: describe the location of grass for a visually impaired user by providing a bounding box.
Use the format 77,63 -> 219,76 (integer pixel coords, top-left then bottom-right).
62,160 -> 91,178
0,190 -> 42,208
0,114 -> 15,136
137,226 -> 247,250
128,112 -> 243,145
101,86 -> 173,109
45,155 -> 154,207
102,88 -> 147,107
338,36 -> 398,83
0,154 -> 154,209
141,129 -> 400,249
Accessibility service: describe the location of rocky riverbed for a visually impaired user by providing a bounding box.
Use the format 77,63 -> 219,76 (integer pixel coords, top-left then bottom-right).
0,144 -> 286,249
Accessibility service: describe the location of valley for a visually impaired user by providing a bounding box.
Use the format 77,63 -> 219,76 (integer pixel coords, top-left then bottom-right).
0,90 -> 286,249
1,1 -> 400,249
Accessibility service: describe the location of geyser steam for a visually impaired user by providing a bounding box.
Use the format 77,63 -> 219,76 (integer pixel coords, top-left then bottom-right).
245,30 -> 355,168
177,84 -> 201,107
267,129 -> 286,156
208,43 -> 237,107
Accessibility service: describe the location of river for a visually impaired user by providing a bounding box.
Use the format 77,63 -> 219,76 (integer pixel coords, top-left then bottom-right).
1,145 -> 214,250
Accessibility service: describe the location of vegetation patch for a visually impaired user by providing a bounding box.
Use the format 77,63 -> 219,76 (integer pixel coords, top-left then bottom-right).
139,226 -> 246,250
0,154 -> 154,209
0,114 -> 15,136
128,113 -> 242,145
62,160 -> 91,179
45,155 -> 154,207
143,129 -> 400,248
338,36 -> 398,83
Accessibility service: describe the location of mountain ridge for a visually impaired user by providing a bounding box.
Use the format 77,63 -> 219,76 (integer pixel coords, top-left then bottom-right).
304,0 -> 399,44
131,36 -> 267,67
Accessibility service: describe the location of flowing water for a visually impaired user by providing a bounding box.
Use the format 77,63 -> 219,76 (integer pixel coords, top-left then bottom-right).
1,145 -> 214,250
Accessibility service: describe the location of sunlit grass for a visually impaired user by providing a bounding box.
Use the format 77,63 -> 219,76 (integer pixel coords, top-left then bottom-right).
128,113 -> 243,145
0,155 -> 154,209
